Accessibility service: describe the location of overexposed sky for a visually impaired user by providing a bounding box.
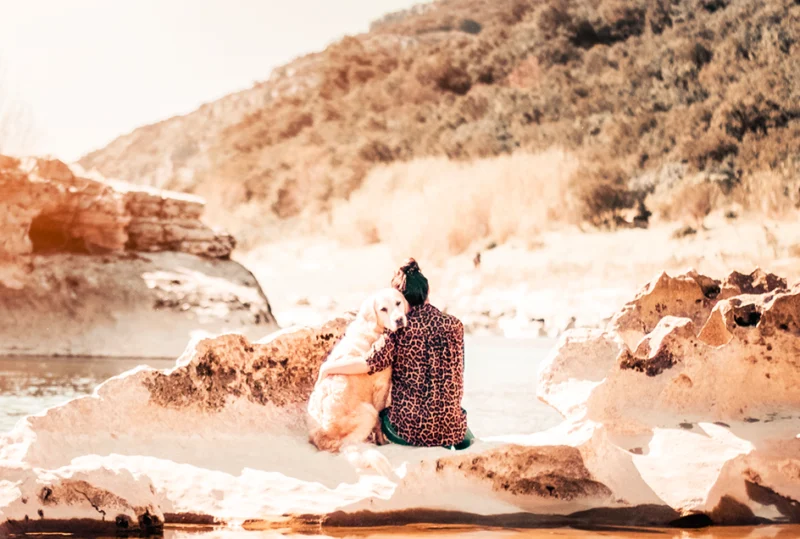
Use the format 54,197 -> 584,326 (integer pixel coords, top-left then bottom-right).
0,0 -> 424,161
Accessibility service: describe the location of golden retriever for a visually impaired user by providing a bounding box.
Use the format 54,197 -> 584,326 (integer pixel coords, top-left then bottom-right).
307,288 -> 408,462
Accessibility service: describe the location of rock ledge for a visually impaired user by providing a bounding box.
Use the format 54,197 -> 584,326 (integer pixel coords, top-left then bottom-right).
0,156 -> 276,357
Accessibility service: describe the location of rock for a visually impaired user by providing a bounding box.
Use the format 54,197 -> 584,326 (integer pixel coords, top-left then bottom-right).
0,156 -> 277,357
0,316 -> 610,532
1,270 -> 798,533
721,268 -> 788,296
0,464 -> 161,536
671,224 -> 697,239
609,268 -> 786,349
541,270 -> 800,523
0,252 -> 276,358
1,156 -> 234,259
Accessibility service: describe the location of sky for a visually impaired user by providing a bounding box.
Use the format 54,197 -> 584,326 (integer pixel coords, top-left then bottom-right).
0,0 -> 425,161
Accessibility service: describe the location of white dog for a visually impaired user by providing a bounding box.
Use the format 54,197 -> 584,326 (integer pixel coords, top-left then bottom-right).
307,288 -> 408,469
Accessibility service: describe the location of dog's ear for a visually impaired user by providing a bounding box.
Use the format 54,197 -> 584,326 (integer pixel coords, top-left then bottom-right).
372,297 -> 384,329
358,296 -> 378,326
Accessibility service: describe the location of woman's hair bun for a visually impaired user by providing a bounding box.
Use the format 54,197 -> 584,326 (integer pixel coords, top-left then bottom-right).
392,257 -> 428,306
400,258 -> 420,275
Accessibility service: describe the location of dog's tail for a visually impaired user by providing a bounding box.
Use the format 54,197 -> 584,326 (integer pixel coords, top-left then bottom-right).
341,443 -> 396,479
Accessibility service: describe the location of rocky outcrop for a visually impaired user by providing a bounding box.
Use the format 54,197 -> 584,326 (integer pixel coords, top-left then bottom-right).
1,270 -> 798,534
540,269 -> 800,524
0,156 -> 234,260
0,156 -> 276,357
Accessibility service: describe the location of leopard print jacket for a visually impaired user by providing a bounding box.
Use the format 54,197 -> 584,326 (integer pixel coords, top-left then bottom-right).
366,303 -> 467,447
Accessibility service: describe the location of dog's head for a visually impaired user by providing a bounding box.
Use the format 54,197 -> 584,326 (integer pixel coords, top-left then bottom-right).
358,288 -> 409,332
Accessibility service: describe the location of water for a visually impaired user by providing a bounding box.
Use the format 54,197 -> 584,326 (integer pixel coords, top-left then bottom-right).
0,356 -> 174,432
462,336 -> 563,437
0,337 -> 562,435
2,339 -> 796,538
160,526 -> 800,539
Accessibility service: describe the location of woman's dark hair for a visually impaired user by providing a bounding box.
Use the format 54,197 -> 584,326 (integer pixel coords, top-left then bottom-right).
391,258 -> 429,307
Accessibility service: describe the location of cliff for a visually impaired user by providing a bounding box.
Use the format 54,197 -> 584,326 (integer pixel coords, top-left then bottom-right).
0,155 -> 277,357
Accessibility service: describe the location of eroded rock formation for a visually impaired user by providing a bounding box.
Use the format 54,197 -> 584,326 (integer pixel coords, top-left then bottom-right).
0,156 -> 276,357
0,156 -> 233,260
540,268 -> 800,525
1,269 -> 798,534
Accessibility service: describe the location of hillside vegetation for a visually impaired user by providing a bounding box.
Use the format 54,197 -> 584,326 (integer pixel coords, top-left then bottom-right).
81,0 -> 800,251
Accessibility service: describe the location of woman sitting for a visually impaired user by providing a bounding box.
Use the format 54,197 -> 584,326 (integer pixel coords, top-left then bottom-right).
318,258 -> 474,449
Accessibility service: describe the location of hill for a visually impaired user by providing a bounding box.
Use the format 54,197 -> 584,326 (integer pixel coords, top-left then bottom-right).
80,0 -> 800,249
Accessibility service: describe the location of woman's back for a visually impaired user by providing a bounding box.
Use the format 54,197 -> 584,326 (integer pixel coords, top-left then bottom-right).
368,303 -> 468,447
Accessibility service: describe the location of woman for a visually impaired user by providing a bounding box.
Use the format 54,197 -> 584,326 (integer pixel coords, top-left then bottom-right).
318,259 -> 474,449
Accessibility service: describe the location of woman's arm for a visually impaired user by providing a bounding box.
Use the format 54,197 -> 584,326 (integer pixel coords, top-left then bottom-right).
318,334 -> 395,380
318,355 -> 370,380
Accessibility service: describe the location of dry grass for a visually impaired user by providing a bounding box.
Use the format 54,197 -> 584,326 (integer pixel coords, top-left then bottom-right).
647,176 -> 720,227
331,149 -> 579,261
733,170 -> 800,218
644,168 -> 800,228
569,162 -> 636,228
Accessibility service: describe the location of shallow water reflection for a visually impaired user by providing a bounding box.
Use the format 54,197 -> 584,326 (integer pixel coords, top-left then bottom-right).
0,356 -> 173,432
160,523 -> 800,539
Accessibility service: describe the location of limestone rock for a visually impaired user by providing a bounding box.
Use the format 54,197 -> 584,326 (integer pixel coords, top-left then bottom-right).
610,268 -> 787,349
0,252 -> 277,358
0,156 -> 234,260
541,269 -> 800,523
0,317 -> 618,534
0,156 -> 277,357
0,464 -> 161,536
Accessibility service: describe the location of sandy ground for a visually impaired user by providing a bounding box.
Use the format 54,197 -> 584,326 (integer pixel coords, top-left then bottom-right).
237,213 -> 800,337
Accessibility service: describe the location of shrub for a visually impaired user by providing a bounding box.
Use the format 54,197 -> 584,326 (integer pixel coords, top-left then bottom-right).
647,175 -> 721,227
436,64 -> 473,95
732,170 -> 800,217
684,131 -> 739,170
459,19 -> 483,34
568,163 -> 635,227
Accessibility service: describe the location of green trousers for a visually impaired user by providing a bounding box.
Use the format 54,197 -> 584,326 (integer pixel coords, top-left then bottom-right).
379,408 -> 475,450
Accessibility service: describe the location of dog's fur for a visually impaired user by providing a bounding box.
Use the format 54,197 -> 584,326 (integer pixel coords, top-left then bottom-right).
307,288 -> 408,458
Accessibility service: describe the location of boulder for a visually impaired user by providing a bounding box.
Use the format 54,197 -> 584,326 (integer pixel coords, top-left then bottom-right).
1,270 -> 798,534
540,269 -> 800,524
0,156 -> 276,357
